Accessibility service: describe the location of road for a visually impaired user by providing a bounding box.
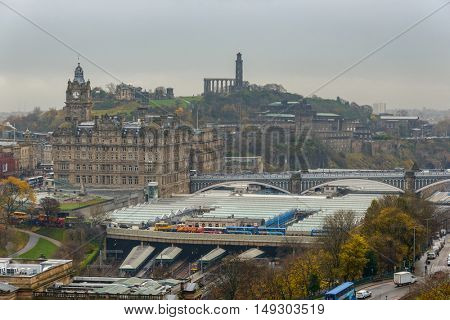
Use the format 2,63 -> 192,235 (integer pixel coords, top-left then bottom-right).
358,235 -> 449,300
359,280 -> 413,300
429,235 -> 449,274
10,228 -> 62,258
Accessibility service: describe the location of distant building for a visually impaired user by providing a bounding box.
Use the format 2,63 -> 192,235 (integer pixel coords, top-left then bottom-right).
52,64 -> 223,197
153,87 -> 165,100
373,102 -> 387,115
166,87 -> 174,99
0,258 -> 73,300
376,115 -> 421,137
0,152 -> 18,178
35,276 -> 184,300
115,83 -> 134,101
204,52 -> 245,95
0,140 -> 40,177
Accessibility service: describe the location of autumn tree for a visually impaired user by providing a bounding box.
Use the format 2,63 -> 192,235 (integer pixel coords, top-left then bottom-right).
0,177 -> 36,228
362,207 -> 425,271
40,197 -> 60,218
284,250 -> 327,298
338,233 -> 369,281
321,210 -> 357,271
403,271 -> 450,300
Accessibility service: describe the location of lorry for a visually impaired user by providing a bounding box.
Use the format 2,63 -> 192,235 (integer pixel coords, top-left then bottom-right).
394,272 -> 417,286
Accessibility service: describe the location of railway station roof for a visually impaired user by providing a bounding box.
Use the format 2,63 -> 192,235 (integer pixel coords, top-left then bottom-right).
119,246 -> 155,271
199,248 -> 226,263
237,248 -> 264,260
155,247 -> 182,261
109,190 -> 383,233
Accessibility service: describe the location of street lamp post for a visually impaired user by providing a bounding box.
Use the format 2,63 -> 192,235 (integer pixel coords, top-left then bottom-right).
413,227 -> 416,272
425,218 -> 433,248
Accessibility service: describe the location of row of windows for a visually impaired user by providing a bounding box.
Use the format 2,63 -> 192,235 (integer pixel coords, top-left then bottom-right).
75,175 -> 140,185
57,136 -> 188,145
54,151 -> 188,162
68,164 -> 183,173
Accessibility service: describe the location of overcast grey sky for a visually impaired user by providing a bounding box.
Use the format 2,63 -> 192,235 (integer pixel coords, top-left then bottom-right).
0,0 -> 449,112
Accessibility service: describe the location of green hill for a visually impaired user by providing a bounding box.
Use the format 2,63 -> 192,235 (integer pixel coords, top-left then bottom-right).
6,89 -> 371,131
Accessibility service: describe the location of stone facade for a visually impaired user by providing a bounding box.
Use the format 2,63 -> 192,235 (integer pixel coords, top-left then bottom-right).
52,64 -> 223,197
115,83 -> 134,101
53,117 -> 223,197
0,141 -> 39,177
0,152 -> 18,178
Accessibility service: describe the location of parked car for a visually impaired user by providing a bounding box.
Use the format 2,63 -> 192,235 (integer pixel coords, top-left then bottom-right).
356,290 -> 372,299
427,251 -> 437,259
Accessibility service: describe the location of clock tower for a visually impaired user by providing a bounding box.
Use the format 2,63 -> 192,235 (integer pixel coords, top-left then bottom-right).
63,63 -> 92,122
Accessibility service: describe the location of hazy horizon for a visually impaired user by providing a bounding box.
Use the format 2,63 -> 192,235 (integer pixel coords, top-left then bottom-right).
1,0 -> 450,112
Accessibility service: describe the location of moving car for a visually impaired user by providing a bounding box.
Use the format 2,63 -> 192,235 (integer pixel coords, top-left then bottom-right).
394,272 -> 417,286
356,290 -> 372,299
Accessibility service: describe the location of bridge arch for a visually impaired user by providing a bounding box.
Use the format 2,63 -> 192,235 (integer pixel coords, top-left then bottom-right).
300,178 -> 404,195
415,179 -> 450,197
195,180 -> 291,194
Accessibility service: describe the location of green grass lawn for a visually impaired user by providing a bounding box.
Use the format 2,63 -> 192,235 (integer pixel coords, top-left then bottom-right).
0,230 -> 29,257
60,197 -> 107,211
19,238 -> 58,259
92,101 -> 140,116
149,96 -> 202,109
34,227 -> 65,242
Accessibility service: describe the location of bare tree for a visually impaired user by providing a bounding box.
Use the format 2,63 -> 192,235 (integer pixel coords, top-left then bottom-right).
40,197 -> 60,218
89,205 -> 108,226
209,258 -> 264,299
105,82 -> 117,94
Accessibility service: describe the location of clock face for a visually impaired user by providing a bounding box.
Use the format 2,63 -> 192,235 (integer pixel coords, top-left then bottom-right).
72,91 -> 80,99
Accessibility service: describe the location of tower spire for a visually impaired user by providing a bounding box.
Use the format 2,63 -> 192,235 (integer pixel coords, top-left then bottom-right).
235,52 -> 243,90
74,62 -> 85,84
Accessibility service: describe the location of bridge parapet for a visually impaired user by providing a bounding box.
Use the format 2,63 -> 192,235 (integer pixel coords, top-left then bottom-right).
190,169 -> 450,194
106,228 -> 314,248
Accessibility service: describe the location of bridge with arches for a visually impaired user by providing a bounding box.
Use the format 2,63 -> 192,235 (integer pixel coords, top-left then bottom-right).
190,169 -> 450,195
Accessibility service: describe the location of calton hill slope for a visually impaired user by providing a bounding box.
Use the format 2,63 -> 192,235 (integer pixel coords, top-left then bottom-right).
6,87 -> 450,170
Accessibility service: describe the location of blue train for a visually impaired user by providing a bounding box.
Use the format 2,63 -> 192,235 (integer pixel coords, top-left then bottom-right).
225,226 -> 286,236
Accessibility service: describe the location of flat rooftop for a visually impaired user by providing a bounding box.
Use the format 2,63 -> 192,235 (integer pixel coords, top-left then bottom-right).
0,258 -> 72,277
379,115 -> 419,120
48,276 -> 182,297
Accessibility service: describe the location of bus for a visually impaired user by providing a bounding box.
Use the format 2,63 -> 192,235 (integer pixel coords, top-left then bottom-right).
225,226 -> 257,235
325,282 -> 356,300
25,176 -> 44,188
